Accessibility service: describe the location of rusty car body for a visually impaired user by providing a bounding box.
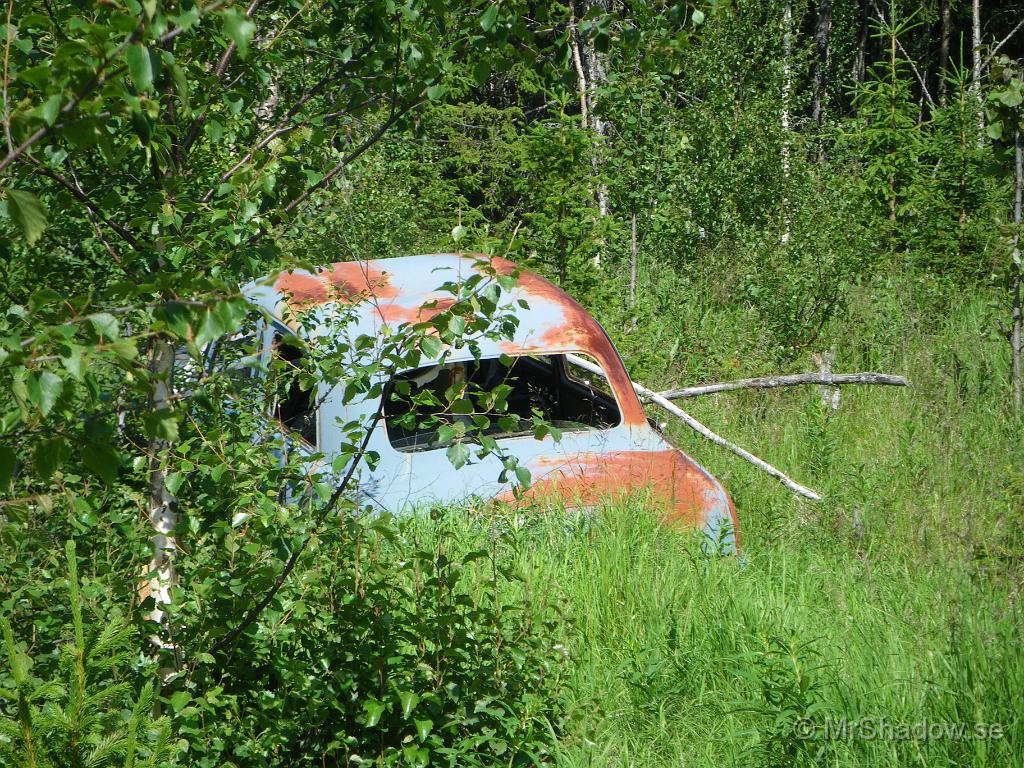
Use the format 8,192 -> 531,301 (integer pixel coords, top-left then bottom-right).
243,253 -> 738,551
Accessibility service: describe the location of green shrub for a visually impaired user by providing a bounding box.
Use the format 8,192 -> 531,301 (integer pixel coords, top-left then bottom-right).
169,510 -> 569,767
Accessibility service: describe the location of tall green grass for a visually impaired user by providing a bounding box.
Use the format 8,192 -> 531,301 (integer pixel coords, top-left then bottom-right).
417,279 -> 1022,766
502,503 -> 1022,767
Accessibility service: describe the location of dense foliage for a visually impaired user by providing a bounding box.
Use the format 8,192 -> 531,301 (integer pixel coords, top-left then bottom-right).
2,0 -> 1022,765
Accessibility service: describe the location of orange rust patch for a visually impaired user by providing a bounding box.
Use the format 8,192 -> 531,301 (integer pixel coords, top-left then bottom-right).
376,297 -> 456,325
496,450 -> 728,530
274,272 -> 328,305
322,262 -> 398,301
274,262 -> 397,307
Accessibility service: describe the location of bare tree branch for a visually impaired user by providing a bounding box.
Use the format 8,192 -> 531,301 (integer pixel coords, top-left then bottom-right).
194,77 -> 360,207
566,354 -> 823,501
982,17 -> 1024,70
180,0 -> 263,153
239,96 -> 424,248
659,372 -> 910,399
209,406 -> 384,654
0,29 -> 141,175
27,159 -> 143,251
2,0 -> 15,151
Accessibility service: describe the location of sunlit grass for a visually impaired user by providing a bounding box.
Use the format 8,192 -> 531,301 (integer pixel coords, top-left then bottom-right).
410,281 -> 1022,766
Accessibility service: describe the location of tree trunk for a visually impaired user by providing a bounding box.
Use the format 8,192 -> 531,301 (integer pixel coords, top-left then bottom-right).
972,0 -> 984,146
781,0 -> 793,244
629,208 -> 637,308
812,0 -> 832,129
565,354 -> 823,500
852,0 -> 869,94
813,350 -> 841,410
581,0 -> 610,265
145,337 -> 180,673
569,10 -> 589,130
937,0 -> 951,106
1013,128 -> 1022,413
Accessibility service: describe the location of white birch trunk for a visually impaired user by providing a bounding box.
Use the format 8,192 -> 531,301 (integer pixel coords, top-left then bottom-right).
145,338 -> 180,672
781,0 -> 793,244
972,0 -> 985,146
580,0 -> 610,266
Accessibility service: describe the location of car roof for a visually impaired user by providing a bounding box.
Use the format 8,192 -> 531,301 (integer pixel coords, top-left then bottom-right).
242,253 -> 621,366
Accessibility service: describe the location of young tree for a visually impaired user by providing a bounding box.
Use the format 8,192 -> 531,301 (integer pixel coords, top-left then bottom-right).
0,0 -> 577,704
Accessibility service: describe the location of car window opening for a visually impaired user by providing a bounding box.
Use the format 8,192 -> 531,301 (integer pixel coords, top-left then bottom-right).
383,354 -> 621,452
272,334 -> 318,446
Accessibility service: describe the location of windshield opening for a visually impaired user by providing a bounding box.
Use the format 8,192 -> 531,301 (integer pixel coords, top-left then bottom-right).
382,353 -> 621,453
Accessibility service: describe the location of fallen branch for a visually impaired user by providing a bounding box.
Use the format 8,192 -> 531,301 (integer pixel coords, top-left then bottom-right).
565,354 -> 822,501
659,372 -> 909,400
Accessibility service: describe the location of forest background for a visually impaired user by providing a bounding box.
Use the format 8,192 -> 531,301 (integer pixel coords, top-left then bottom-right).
0,0 -> 1022,765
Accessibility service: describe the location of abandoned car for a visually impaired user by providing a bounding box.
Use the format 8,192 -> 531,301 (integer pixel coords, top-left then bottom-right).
242,253 -> 738,551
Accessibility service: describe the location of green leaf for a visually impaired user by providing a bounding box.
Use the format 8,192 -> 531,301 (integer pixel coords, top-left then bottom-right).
449,398 -> 473,415
27,371 -> 62,416
398,690 -> 419,718
414,718 -> 433,742
363,699 -> 386,727
196,300 -> 246,349
426,83 -> 446,101
986,120 -> 1003,140
164,472 -> 184,496
420,335 -> 443,359
40,94 -> 61,126
403,745 -> 429,766
514,465 -> 531,487
691,9 -> 705,24
61,345 -> 85,380
168,691 -> 191,713
171,63 -> 191,114
223,9 -> 256,59
130,110 -> 152,145
451,223 -> 466,242
18,64 -> 50,90
34,437 -> 70,480
89,312 -> 119,340
5,188 -> 48,245
448,314 -> 465,336
127,44 -> 154,91
480,4 -> 499,31
446,441 -> 470,469
82,442 -> 120,485
435,424 -> 456,444
207,118 -> 224,144
143,409 -> 180,442
998,86 -> 1023,108
473,61 -> 490,86
108,338 -> 138,361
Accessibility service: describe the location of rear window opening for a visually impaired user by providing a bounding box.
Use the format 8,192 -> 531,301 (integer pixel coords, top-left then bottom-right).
272,334 -> 318,446
383,353 -> 621,453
